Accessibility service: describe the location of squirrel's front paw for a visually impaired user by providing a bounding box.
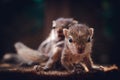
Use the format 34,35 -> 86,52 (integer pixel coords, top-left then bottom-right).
99,66 -> 105,71
33,65 -> 51,72
33,65 -> 43,72
73,64 -> 85,74
99,65 -> 118,72
42,66 -> 51,71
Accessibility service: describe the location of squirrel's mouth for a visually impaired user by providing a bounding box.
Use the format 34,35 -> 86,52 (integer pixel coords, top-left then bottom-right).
56,34 -> 65,41
78,48 -> 85,54
58,34 -> 65,39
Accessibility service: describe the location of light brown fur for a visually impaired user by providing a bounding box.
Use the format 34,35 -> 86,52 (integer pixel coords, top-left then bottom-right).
61,24 -> 118,73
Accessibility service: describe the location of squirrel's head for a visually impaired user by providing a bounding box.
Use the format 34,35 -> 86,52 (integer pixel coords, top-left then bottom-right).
63,24 -> 94,54
51,18 -> 78,41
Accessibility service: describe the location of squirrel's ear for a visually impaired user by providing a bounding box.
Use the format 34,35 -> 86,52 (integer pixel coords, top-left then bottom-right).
52,20 -> 56,27
63,29 -> 69,37
89,28 -> 94,37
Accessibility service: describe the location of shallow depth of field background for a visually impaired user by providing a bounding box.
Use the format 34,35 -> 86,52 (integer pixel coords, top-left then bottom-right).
0,0 -> 120,66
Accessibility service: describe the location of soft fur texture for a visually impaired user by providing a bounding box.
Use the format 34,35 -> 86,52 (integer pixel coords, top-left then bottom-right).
61,24 -> 118,73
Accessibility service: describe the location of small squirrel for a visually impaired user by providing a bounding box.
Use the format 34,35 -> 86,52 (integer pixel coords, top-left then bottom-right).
61,24 -> 118,73
35,18 -> 78,70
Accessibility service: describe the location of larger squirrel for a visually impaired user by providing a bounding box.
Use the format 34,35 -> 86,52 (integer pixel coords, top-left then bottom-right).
35,18 -> 78,70
3,18 -> 78,67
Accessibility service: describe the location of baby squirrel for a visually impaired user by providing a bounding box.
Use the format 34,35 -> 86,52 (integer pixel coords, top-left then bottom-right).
35,18 -> 78,70
61,24 -> 118,73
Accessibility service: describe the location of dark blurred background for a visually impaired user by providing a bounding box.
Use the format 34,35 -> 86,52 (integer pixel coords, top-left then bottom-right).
0,0 -> 120,66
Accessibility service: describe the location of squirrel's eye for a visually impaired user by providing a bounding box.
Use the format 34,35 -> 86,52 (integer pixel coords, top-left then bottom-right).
68,38 -> 73,43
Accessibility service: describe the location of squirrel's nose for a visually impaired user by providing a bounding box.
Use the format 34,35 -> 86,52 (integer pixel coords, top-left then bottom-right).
77,45 -> 85,49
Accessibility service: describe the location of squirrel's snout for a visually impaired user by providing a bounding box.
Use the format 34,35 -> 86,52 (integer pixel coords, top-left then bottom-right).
57,29 -> 63,33
57,29 -> 64,38
77,46 -> 85,54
